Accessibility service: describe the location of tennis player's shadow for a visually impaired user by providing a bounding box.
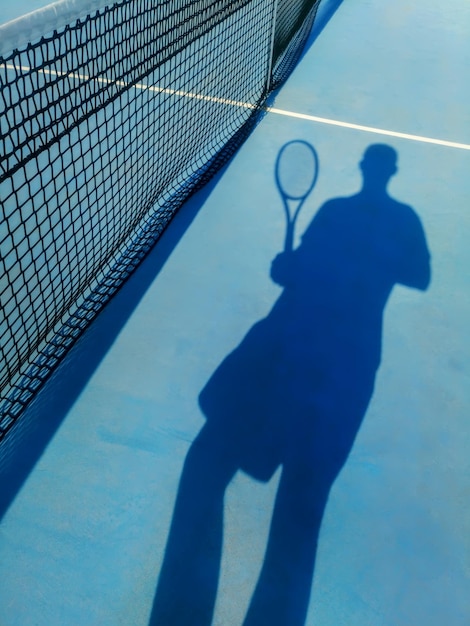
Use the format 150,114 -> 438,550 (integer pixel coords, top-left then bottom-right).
149,144 -> 431,626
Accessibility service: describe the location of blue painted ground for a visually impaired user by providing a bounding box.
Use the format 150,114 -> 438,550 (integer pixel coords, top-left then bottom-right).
1,0 -> 469,625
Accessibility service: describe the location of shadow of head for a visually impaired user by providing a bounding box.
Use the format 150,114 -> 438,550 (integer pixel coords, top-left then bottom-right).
360,143 -> 398,191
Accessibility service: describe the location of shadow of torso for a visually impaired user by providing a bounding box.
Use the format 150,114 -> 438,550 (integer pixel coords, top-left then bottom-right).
199,191 -> 430,482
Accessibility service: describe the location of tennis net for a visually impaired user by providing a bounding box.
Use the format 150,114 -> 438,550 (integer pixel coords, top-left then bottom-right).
0,0 -> 320,441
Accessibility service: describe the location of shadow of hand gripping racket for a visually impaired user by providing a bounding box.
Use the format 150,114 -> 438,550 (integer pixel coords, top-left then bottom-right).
149,144 -> 431,626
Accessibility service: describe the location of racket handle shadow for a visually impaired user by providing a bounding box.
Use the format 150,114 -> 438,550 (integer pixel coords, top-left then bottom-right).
284,220 -> 295,253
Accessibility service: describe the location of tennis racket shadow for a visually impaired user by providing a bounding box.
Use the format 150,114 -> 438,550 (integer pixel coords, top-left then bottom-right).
275,139 -> 319,253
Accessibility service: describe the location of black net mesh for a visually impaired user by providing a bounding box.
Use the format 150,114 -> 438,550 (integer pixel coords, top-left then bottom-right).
0,0 -> 319,441
271,0 -> 321,89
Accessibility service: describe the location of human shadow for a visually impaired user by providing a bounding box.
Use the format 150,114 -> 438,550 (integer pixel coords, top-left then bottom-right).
149,144 -> 431,626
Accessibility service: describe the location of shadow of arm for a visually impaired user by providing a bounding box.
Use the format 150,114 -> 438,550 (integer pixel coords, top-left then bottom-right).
398,211 -> 431,291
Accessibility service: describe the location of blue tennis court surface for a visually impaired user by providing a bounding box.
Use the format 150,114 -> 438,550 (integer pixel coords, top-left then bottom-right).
1,1 -> 469,625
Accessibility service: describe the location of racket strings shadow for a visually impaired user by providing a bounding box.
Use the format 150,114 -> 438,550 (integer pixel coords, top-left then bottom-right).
149,143 -> 431,626
275,139 -> 319,252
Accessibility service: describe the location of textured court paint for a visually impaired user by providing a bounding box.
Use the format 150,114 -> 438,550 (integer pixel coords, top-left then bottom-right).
1,1 -> 469,625
273,0 -> 470,146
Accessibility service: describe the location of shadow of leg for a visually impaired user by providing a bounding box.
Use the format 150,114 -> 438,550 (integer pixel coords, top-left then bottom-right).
149,425 -> 238,626
243,464 -> 331,626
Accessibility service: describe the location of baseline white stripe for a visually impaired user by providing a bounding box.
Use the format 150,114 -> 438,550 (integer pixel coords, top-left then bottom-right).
266,107 -> 470,151
5,62 -> 470,151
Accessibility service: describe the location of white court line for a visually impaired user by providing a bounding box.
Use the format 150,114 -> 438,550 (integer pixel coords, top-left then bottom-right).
6,63 -> 261,110
6,63 -> 470,151
267,107 -> 470,151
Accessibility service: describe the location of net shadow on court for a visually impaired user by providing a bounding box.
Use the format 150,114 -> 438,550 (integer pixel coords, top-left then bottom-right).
0,167 -> 230,520
298,0 -> 344,62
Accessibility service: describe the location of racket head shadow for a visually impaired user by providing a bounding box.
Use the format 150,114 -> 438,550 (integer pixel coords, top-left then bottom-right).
275,140 -> 319,201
